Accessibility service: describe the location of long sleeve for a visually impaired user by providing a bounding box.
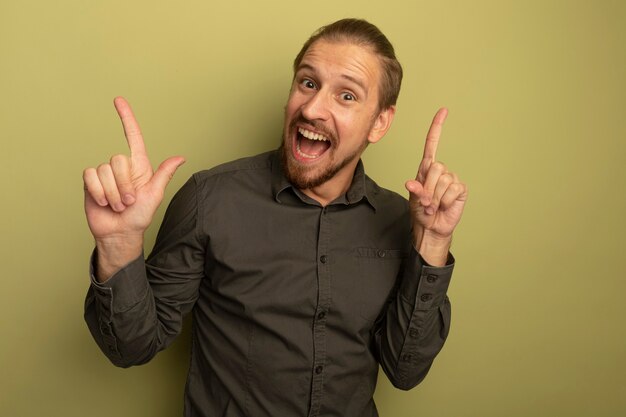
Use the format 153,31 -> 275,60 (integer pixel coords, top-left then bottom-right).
84,176 -> 206,367
374,247 -> 454,390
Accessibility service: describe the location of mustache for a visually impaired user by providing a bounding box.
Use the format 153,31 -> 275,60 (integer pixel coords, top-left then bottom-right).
289,113 -> 336,143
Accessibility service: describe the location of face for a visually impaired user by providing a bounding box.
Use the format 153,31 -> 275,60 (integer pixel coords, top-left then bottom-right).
282,40 -> 394,191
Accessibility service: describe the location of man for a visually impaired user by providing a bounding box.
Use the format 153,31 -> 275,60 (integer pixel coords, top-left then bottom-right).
83,18 -> 467,417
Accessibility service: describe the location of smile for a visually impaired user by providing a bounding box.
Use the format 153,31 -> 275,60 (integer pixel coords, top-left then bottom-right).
295,127 -> 331,160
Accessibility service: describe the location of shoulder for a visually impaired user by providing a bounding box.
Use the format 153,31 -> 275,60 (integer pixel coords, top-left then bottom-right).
364,174 -> 409,214
184,150 -> 277,205
193,150 -> 274,183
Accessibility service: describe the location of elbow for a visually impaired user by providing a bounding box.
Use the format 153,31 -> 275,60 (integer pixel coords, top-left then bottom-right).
387,367 -> 430,391
99,338 -> 158,369
110,357 -> 135,369
107,350 -> 154,369
390,377 -> 422,391
380,357 -> 433,391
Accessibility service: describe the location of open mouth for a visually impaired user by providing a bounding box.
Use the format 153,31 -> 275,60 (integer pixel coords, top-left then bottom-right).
295,127 -> 331,160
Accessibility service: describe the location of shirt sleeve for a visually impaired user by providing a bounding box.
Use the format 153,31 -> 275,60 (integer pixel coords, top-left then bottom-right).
83,175 -> 206,367
373,246 -> 454,390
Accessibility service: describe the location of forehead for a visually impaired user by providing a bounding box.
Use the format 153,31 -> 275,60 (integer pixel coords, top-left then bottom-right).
298,40 -> 382,92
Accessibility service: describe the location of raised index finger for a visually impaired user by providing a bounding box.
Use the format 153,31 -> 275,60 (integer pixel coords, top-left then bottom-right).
113,96 -> 147,157
422,107 -> 448,163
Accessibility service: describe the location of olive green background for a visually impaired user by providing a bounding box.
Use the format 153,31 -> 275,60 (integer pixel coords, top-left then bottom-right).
1,0 -> 624,416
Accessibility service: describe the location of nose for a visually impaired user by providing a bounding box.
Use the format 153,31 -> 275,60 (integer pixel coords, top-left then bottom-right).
301,90 -> 330,121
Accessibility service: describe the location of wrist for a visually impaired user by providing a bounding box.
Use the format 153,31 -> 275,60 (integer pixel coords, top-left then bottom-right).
413,228 -> 452,267
95,234 -> 144,282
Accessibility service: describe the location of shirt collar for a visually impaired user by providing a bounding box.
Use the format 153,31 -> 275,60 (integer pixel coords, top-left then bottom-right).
270,149 -> 378,211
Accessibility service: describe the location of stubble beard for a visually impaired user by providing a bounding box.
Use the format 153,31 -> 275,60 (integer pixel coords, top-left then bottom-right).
280,116 -> 367,190
280,143 -> 364,190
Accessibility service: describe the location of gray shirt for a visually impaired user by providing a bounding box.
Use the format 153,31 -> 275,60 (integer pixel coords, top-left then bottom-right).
84,149 -> 454,417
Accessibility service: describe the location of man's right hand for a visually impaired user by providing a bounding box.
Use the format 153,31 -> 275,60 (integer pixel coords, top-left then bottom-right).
83,97 -> 185,281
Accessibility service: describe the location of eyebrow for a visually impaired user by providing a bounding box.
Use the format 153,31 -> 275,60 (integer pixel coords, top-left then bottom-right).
296,63 -> 367,96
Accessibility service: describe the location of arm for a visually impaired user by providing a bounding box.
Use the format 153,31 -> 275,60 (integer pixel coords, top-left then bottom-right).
82,97 -> 193,366
84,176 -> 205,367
374,248 -> 454,389
375,108 -> 467,389
82,97 -> 186,282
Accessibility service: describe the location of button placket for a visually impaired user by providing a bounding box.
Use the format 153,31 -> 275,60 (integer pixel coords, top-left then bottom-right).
308,206 -> 331,417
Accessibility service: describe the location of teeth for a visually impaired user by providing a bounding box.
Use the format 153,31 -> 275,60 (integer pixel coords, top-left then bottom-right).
298,127 -> 328,142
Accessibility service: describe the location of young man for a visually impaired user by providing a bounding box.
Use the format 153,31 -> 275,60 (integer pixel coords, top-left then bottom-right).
83,18 -> 467,417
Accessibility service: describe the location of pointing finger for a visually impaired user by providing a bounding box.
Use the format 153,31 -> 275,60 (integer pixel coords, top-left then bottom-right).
422,107 -> 448,163
114,96 -> 147,158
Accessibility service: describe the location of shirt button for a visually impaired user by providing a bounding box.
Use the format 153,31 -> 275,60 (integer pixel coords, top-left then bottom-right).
377,249 -> 386,258
420,294 -> 433,302
409,328 -> 419,338
402,354 -> 412,362
315,365 -> 324,374
426,274 -> 438,283
320,255 -> 327,263
317,311 -> 326,320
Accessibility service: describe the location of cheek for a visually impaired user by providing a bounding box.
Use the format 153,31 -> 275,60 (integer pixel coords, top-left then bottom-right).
286,88 -> 307,111
336,111 -> 366,137
284,89 -> 296,111
284,97 -> 296,115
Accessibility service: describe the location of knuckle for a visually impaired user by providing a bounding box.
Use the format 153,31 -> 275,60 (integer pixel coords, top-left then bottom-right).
110,154 -> 128,166
451,183 -> 465,195
441,173 -> 454,185
96,163 -> 111,175
432,161 -> 447,173
82,167 -> 95,180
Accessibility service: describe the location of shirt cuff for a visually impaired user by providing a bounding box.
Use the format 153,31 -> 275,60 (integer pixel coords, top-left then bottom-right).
398,247 -> 454,310
89,249 -> 149,313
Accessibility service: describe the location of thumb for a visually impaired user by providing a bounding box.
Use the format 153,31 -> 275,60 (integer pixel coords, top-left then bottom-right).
151,156 -> 186,192
405,179 -> 425,199
405,179 -> 432,207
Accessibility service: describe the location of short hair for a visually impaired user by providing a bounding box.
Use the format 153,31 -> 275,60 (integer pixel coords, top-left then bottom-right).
293,18 -> 403,111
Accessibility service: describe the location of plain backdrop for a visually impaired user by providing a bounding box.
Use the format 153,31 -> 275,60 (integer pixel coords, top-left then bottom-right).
1,1 -> 625,416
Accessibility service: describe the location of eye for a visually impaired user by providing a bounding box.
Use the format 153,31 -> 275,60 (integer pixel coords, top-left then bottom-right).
340,92 -> 356,101
301,79 -> 317,89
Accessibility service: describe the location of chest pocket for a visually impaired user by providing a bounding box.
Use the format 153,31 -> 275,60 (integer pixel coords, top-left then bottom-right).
355,247 -> 407,322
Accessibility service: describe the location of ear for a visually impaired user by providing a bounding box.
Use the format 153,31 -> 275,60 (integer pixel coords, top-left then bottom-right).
367,105 -> 396,144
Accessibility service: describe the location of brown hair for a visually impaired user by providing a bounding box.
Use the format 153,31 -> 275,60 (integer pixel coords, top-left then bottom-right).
293,18 -> 403,111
